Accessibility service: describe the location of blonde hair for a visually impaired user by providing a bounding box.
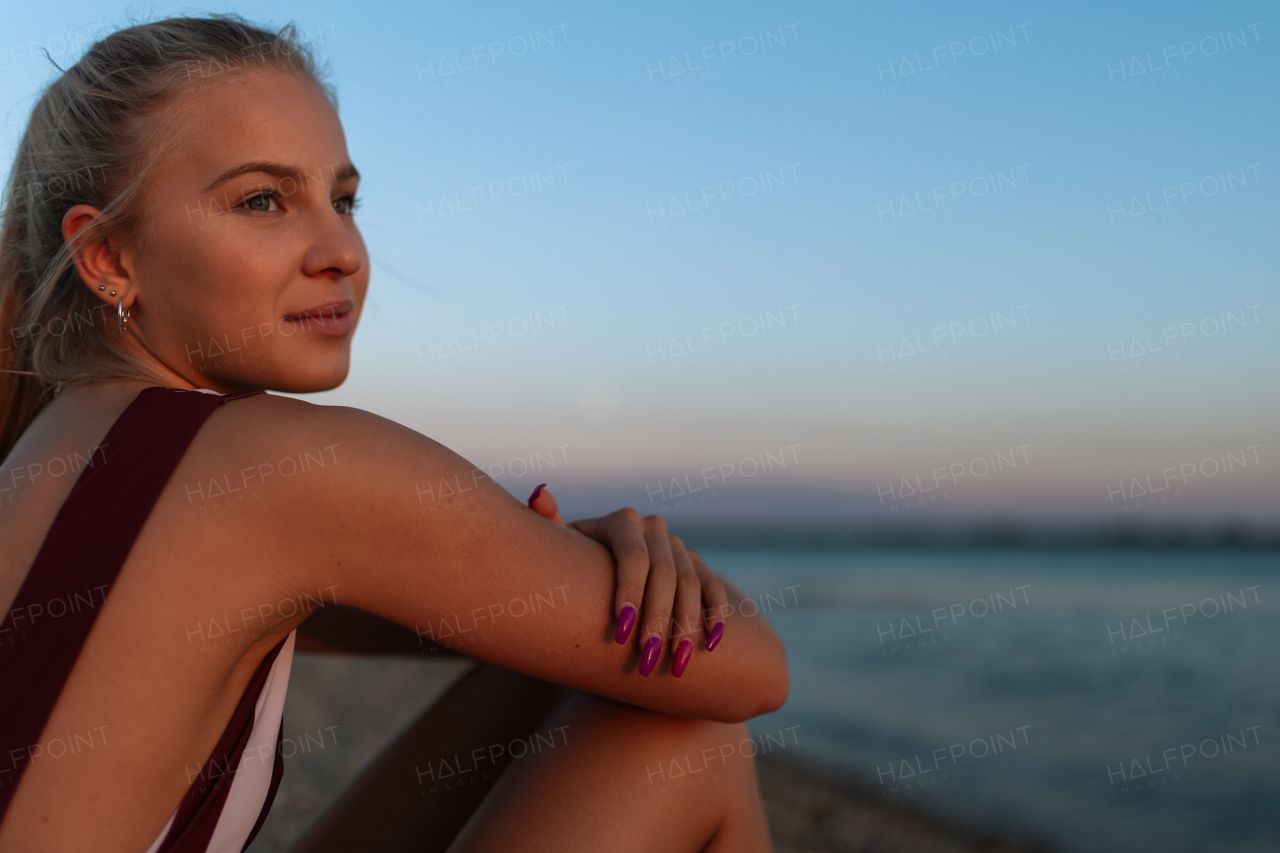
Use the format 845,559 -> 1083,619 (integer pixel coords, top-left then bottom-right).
0,15 -> 333,459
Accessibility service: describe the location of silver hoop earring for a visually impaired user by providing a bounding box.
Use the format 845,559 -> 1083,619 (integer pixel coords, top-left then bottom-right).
118,299 -> 131,334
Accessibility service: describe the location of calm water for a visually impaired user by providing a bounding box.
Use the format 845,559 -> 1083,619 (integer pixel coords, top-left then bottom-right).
709,548 -> 1279,853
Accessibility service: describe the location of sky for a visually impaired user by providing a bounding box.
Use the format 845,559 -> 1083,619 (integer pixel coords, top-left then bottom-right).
1,0 -> 1276,526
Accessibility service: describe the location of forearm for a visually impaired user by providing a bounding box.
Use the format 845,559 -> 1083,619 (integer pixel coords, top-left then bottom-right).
519,534 -> 788,723
323,515 -> 786,723
256,404 -> 787,722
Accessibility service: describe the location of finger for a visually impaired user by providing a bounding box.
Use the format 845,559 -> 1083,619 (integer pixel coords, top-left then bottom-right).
667,536 -> 702,678
526,483 -> 563,524
637,515 -> 676,676
573,509 -> 650,644
689,549 -> 728,652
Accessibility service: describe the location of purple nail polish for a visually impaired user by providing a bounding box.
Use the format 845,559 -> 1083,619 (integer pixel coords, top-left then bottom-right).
526,483 -> 547,507
614,605 -> 636,644
638,636 -> 661,676
705,621 -> 725,652
671,639 -> 693,677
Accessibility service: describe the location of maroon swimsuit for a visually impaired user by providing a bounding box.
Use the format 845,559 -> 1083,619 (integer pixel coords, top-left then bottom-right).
0,387 -> 289,851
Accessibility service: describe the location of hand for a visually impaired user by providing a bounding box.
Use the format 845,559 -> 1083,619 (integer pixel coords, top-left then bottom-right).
526,484 -> 729,678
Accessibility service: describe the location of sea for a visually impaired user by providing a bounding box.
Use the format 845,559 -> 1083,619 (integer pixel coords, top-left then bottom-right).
709,547 -> 1279,853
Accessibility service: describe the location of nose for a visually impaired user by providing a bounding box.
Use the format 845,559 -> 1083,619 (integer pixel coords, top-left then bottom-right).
301,205 -> 363,280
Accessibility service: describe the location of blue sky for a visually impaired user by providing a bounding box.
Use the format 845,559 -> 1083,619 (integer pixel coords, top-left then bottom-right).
2,1 -> 1276,524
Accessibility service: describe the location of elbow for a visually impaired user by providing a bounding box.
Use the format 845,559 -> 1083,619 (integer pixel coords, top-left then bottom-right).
723,644 -> 790,723
754,652 -> 790,717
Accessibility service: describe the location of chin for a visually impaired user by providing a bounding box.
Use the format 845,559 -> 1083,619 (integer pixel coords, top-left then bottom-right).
277,375 -> 349,394
279,365 -> 351,394
230,357 -> 352,394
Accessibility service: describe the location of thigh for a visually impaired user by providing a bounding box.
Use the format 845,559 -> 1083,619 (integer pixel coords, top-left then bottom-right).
447,692 -> 773,853
286,663 -> 573,853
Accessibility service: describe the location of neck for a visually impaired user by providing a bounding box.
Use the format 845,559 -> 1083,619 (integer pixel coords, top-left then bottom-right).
114,330 -> 213,392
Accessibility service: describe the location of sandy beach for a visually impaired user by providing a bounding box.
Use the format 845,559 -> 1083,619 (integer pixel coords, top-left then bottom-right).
758,752 -> 1051,852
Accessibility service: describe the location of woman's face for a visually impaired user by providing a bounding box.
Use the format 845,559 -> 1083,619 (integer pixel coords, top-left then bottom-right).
120,69 -> 368,393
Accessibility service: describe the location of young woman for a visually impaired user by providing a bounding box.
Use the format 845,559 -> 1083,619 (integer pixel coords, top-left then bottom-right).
0,16 -> 788,853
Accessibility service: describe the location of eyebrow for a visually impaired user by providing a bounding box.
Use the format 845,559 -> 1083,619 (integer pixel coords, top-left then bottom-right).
202,161 -> 360,193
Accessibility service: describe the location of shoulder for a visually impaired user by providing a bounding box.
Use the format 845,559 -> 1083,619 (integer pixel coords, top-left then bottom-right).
200,392 -> 395,447
160,390 -> 530,612
173,391 -> 482,524
192,392 -> 446,473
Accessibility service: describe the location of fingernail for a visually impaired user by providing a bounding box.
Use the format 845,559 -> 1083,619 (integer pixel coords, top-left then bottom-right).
671,639 -> 693,677
614,605 -> 636,644
638,635 -> 661,676
526,483 -> 547,507
705,621 -> 725,652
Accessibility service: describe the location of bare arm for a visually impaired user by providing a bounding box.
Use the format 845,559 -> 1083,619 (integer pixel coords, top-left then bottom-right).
228,397 -> 788,723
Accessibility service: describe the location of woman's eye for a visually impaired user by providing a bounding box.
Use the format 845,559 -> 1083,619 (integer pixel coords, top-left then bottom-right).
333,195 -> 358,215
244,192 -> 278,212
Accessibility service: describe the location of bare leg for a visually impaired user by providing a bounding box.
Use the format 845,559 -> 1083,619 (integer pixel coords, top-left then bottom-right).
286,664 -> 572,853
448,692 -> 773,853
287,664 -> 771,853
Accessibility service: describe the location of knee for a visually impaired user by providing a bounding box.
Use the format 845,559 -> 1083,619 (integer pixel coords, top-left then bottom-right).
571,694 -> 756,777
575,692 -> 738,740
699,721 -> 758,780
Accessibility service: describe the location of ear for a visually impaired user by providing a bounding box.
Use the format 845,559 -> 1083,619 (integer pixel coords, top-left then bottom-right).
62,204 -> 135,309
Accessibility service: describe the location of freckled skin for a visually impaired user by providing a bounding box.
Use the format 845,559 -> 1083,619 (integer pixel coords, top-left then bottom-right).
0,71 -> 786,853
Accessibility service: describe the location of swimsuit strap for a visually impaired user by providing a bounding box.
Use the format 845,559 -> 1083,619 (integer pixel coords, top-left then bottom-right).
0,387 -> 264,823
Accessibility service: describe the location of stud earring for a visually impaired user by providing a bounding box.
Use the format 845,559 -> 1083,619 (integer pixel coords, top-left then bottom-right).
98,285 -> 105,291
109,290 -> 116,297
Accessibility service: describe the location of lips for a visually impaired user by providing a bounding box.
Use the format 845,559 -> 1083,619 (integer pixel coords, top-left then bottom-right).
284,299 -> 354,336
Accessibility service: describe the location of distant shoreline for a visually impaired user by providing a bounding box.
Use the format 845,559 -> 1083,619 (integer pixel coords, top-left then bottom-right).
677,521 -> 1280,551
